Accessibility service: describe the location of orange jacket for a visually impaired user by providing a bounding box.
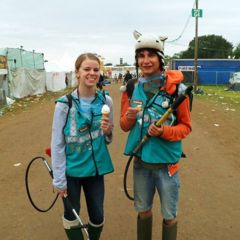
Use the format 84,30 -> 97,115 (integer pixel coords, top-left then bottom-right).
120,70 -> 192,175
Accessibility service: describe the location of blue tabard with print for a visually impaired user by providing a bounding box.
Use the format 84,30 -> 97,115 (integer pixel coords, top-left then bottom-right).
124,82 -> 182,164
57,91 -> 114,177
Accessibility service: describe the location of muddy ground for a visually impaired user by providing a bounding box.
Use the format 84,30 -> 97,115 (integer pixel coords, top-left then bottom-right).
0,83 -> 240,240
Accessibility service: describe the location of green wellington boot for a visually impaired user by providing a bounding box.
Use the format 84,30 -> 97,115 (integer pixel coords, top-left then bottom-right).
137,215 -> 152,240
65,227 -> 84,240
63,217 -> 84,240
162,222 -> 177,240
88,223 -> 103,240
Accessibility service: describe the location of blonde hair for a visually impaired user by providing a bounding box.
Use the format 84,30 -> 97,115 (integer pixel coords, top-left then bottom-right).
75,53 -> 100,72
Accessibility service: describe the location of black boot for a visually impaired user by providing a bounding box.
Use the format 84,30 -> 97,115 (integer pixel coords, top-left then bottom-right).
137,215 -> 152,240
63,217 -> 84,240
88,222 -> 103,240
64,228 -> 84,240
162,221 -> 177,240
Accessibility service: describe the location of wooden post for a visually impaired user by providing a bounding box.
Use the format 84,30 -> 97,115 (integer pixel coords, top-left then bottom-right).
193,0 -> 199,92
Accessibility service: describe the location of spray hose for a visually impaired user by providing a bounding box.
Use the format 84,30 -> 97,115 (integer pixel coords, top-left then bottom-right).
25,156 -> 58,212
25,153 -> 89,238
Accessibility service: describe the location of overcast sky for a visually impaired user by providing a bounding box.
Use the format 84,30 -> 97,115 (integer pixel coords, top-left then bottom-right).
0,0 -> 239,71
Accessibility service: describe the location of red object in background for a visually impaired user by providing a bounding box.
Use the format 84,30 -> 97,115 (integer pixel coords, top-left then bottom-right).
45,148 -> 51,157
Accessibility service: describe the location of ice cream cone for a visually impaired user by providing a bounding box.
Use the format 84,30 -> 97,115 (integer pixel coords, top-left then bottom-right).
101,104 -> 110,119
136,104 -> 142,112
102,112 -> 109,119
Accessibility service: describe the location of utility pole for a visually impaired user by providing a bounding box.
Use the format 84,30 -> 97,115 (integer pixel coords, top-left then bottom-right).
20,45 -> 23,67
32,50 -> 35,69
193,0 -> 199,92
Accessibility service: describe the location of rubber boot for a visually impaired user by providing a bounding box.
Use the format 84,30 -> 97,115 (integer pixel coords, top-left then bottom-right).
88,222 -> 103,240
65,228 -> 84,240
162,221 -> 177,240
63,217 -> 84,240
137,215 -> 152,240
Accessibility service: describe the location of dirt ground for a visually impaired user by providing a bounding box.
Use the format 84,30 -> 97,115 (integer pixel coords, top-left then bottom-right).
0,83 -> 240,240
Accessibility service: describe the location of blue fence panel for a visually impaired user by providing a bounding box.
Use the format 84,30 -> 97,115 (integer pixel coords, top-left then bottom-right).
198,71 -> 233,85
198,71 -> 215,84
216,71 -> 231,84
172,59 -> 240,85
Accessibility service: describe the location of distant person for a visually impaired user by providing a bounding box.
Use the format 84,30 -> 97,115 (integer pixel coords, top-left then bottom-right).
132,73 -> 137,80
123,70 -> 132,84
97,74 -> 105,90
118,72 -> 123,83
113,73 -> 118,84
65,75 -> 69,87
51,53 -> 114,240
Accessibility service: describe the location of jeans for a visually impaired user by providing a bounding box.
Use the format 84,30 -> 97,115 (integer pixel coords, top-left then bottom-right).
63,175 -> 104,225
133,160 -> 180,220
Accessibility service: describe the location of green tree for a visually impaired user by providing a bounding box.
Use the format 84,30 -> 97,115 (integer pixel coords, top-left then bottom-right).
233,43 -> 240,59
178,35 -> 233,59
172,51 -> 184,59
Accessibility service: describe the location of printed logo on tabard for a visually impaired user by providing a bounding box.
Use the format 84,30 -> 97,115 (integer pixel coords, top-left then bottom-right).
78,126 -> 89,132
130,99 -> 144,107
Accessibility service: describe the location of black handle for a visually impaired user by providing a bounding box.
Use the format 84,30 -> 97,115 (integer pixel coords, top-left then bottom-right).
171,85 -> 193,111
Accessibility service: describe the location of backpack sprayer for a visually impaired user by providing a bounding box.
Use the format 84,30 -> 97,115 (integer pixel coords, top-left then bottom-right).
25,150 -> 89,239
123,85 -> 193,200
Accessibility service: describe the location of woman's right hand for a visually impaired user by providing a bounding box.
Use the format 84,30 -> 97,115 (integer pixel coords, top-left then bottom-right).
56,188 -> 68,198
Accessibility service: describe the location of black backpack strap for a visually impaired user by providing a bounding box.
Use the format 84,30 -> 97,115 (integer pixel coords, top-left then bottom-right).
101,90 -> 107,100
171,84 -> 179,100
188,91 -> 193,111
66,93 -> 73,109
126,79 -> 135,99
62,93 -> 73,129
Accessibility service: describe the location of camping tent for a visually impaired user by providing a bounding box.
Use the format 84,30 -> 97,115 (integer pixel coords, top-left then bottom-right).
228,72 -> 240,91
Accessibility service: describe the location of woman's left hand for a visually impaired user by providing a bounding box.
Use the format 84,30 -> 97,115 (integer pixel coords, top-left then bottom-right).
101,117 -> 112,136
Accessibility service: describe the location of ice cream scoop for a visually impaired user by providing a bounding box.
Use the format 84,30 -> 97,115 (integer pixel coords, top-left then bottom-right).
101,104 -> 110,118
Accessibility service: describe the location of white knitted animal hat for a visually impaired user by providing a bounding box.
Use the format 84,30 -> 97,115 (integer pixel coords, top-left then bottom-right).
133,30 -> 168,71
133,30 -> 168,53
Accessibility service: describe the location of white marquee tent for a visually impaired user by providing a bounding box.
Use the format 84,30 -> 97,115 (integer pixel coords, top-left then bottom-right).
46,72 -> 66,92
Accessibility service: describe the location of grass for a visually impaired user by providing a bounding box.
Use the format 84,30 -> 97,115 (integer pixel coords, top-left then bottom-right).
195,85 -> 240,110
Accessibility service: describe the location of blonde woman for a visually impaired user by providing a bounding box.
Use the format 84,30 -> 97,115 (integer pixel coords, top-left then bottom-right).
51,53 -> 114,240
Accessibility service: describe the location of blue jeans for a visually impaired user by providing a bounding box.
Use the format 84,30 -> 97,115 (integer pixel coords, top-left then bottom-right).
133,161 -> 180,220
63,175 -> 104,225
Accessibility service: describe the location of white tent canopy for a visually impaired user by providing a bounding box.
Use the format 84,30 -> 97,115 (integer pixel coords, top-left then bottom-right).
66,71 -> 77,88
46,72 -> 66,92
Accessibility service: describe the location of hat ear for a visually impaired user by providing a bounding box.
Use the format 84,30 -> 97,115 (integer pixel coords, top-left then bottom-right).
158,36 -> 168,51
159,36 -> 168,42
133,30 -> 142,40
